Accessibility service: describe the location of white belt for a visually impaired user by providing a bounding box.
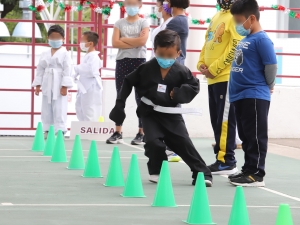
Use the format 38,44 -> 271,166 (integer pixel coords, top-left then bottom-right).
141,97 -> 202,115
75,79 -> 87,94
45,68 -> 62,104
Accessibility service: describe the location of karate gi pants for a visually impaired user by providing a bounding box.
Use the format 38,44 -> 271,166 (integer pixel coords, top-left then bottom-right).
142,111 -> 212,180
42,92 -> 68,133
76,84 -> 102,121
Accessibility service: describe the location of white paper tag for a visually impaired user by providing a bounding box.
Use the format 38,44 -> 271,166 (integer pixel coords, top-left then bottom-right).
157,84 -> 167,93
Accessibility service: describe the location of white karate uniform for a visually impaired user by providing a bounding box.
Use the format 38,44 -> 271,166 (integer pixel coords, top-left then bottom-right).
74,51 -> 103,122
150,17 -> 173,58
32,47 -> 73,133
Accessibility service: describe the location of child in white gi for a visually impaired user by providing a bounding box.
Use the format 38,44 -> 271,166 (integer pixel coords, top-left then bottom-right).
33,25 -> 73,139
74,31 -> 103,121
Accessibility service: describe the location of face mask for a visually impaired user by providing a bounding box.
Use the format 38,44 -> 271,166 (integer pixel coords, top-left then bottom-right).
236,17 -> 251,36
162,1 -> 172,14
217,0 -> 235,10
155,7 -> 162,19
80,42 -> 89,51
48,40 -> 63,48
156,57 -> 176,69
125,6 -> 139,16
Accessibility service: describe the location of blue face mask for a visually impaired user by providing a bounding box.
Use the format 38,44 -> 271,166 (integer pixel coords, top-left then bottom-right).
48,40 -> 63,48
235,17 -> 251,36
156,57 -> 176,69
125,6 -> 139,16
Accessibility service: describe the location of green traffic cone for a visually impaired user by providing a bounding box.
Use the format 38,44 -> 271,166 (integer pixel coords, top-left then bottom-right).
152,161 -> 177,207
68,135 -> 85,170
50,130 -> 68,163
82,140 -> 103,177
121,154 -> 145,198
32,122 -> 45,152
183,172 -> 216,224
228,186 -> 250,225
103,146 -> 124,187
43,125 -> 55,156
276,204 -> 294,225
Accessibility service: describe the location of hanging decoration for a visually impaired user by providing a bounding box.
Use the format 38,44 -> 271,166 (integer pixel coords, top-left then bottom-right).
271,4 -> 300,19
28,0 -> 115,20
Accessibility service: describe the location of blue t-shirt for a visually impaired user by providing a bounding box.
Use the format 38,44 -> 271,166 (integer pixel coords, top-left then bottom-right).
166,15 -> 189,64
229,31 -> 277,102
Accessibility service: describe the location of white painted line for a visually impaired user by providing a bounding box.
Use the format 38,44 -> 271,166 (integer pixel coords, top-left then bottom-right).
0,203 -> 299,208
1,203 -> 13,206
123,142 -> 300,203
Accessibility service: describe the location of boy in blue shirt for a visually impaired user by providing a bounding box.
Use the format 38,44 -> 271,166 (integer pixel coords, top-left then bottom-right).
228,0 -> 277,187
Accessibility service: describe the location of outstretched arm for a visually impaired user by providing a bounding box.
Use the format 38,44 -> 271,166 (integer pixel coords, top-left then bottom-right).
109,67 -> 141,125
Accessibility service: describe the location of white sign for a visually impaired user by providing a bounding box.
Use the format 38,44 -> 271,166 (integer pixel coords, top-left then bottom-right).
69,121 -> 115,141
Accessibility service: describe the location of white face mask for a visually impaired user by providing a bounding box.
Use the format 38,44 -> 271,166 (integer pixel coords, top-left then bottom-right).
155,7 -> 162,19
80,42 -> 89,52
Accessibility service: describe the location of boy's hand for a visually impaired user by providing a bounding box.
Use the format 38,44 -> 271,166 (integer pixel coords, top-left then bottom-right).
202,69 -> 215,79
270,88 -> 274,94
170,90 -> 174,99
35,86 -> 41,96
199,64 -> 207,73
60,86 -> 67,96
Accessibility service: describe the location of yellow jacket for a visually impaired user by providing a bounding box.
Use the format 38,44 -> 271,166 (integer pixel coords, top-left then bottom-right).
197,10 -> 242,85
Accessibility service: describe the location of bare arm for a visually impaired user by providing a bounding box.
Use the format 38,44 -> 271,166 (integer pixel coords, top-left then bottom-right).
120,27 -> 149,48
112,27 -> 134,49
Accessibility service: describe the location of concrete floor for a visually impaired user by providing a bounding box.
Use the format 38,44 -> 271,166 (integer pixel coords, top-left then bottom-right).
0,137 -> 299,225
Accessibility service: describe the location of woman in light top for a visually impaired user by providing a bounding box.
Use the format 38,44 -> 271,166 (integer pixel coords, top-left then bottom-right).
150,0 -> 172,58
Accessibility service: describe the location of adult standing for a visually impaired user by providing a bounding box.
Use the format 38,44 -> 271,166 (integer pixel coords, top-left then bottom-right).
197,0 -> 242,175
150,0 -> 173,58
165,0 -> 189,65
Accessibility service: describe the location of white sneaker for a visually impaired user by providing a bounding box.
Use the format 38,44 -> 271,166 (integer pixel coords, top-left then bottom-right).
149,175 -> 159,183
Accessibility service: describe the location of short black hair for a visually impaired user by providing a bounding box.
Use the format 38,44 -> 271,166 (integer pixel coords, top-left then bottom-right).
48,25 -> 65,37
230,0 -> 260,21
83,31 -> 99,46
169,0 -> 189,9
154,29 -> 181,51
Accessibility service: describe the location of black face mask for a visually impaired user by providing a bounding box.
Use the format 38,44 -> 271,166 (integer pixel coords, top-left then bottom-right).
217,0 -> 234,10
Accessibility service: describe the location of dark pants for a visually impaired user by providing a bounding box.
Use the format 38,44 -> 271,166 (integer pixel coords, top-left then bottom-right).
176,57 -> 185,65
208,81 -> 236,166
115,58 -> 146,128
233,99 -> 270,177
142,110 -> 212,181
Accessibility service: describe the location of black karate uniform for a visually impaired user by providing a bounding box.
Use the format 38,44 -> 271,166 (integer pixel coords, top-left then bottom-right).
109,58 -> 212,181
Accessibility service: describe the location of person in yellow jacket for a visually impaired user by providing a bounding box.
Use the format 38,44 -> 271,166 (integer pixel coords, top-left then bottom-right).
197,0 -> 242,175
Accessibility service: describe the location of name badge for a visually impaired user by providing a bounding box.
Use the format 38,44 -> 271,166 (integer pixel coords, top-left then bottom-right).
157,84 -> 167,93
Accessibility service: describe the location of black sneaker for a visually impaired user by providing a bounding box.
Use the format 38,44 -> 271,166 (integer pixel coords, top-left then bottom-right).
228,172 -> 245,180
208,161 -> 238,175
131,133 -> 144,145
230,174 -> 265,187
106,132 -> 123,144
192,178 -> 213,187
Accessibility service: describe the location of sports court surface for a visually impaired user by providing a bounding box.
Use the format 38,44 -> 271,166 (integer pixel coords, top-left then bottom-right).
0,137 -> 299,225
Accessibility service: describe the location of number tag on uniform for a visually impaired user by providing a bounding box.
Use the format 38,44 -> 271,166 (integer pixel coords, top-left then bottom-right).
157,84 -> 167,93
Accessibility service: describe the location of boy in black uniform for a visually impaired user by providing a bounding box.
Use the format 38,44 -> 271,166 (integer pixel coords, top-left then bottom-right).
109,29 -> 212,187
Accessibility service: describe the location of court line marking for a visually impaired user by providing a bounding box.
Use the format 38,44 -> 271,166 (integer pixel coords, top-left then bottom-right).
123,142 -> 300,203
1,203 -> 300,208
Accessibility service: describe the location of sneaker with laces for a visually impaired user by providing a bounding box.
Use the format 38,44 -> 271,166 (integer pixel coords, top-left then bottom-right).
106,132 -> 123,144
166,150 -> 181,162
228,171 -> 244,180
131,133 -> 144,145
230,173 -> 265,187
208,161 -> 238,175
149,174 -> 159,183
